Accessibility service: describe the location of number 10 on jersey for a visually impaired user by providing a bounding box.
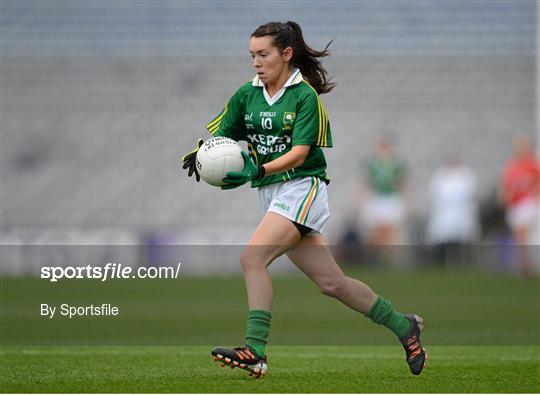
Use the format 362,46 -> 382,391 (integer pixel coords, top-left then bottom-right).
261,117 -> 273,130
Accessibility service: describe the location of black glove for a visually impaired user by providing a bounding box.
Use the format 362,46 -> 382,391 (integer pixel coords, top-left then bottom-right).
181,138 -> 204,181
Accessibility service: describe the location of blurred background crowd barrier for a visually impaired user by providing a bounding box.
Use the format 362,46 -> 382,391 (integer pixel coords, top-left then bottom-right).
2,0 -> 538,275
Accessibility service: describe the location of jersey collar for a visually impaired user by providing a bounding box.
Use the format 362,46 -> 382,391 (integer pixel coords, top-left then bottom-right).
253,68 -> 303,106
252,68 -> 303,88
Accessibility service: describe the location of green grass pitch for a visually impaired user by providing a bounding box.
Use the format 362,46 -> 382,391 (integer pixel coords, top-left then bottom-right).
1,269 -> 539,392
1,346 -> 538,392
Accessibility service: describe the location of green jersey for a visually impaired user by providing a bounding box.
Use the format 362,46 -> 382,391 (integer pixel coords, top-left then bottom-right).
366,158 -> 406,195
206,69 -> 332,188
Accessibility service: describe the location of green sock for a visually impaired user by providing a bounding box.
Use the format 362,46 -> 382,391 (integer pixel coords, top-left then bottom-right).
245,309 -> 271,358
365,295 -> 411,338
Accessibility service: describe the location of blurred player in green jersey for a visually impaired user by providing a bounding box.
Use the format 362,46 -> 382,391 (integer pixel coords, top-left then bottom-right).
359,136 -> 409,265
182,21 -> 426,378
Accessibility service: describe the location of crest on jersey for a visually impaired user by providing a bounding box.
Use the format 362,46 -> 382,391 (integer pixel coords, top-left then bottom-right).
283,112 -> 296,125
283,112 -> 296,131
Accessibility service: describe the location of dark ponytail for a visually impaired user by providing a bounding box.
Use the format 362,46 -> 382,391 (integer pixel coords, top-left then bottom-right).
251,21 -> 336,95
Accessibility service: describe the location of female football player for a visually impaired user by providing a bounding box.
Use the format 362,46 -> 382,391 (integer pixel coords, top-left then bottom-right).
182,21 -> 426,378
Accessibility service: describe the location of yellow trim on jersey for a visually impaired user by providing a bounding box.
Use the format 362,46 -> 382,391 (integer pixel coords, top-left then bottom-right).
319,99 -> 329,146
301,81 -> 329,147
206,104 -> 228,135
316,96 -> 329,146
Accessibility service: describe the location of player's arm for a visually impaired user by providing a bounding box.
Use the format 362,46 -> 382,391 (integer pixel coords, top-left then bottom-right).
221,146 -> 310,190
261,145 -> 310,175
221,145 -> 311,189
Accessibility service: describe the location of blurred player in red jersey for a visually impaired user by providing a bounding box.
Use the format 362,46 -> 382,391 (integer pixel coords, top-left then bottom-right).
499,134 -> 540,276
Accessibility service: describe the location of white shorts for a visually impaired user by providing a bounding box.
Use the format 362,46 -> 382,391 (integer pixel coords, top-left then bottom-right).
362,194 -> 405,228
507,197 -> 539,231
258,176 -> 330,235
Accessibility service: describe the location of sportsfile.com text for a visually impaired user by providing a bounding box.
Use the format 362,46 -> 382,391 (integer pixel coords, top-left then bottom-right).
40,262 -> 182,282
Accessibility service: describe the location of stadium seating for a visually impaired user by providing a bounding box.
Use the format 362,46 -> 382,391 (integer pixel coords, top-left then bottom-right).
2,1 -> 536,244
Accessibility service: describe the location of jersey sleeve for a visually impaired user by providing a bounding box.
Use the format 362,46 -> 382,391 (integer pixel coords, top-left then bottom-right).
292,89 -> 332,147
205,88 -> 246,141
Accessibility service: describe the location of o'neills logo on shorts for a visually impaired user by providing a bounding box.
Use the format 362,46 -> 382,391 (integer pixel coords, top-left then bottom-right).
273,202 -> 290,211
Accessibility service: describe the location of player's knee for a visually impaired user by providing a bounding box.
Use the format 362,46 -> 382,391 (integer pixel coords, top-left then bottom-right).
319,277 -> 347,298
240,249 -> 266,273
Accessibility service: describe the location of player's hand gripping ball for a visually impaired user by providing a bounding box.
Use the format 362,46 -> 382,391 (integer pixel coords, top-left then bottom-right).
181,138 -> 205,182
222,151 -> 264,190
195,137 -> 244,187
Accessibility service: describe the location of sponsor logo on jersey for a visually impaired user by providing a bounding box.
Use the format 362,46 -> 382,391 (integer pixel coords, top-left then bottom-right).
247,134 -> 291,146
247,133 -> 291,155
245,112 -> 255,129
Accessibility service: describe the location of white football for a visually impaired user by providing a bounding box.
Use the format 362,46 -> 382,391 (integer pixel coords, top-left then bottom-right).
196,137 -> 244,187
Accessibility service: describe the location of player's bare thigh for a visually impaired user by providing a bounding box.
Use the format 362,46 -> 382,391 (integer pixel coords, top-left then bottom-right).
241,212 -> 302,270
